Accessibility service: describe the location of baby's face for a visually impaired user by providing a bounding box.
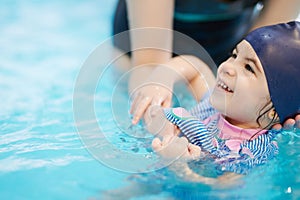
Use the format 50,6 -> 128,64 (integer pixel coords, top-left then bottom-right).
210,40 -> 272,129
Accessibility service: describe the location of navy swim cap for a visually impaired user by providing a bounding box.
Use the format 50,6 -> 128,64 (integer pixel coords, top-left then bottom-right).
245,21 -> 300,123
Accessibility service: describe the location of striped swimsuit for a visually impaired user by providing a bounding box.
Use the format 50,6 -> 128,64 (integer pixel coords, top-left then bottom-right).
164,95 -> 279,174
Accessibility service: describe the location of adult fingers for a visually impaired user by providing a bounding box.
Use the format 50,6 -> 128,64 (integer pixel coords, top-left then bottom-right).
295,114 -> 300,129
129,92 -> 143,114
271,123 -> 282,131
151,96 -> 163,107
131,96 -> 152,125
162,96 -> 172,108
283,118 -> 296,131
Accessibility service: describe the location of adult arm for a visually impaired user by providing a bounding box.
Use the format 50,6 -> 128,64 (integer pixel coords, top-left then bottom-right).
126,0 -> 174,90
130,55 -> 216,124
251,0 -> 300,30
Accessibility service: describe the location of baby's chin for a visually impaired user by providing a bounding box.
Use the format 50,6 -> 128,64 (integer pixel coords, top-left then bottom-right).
209,91 -> 226,114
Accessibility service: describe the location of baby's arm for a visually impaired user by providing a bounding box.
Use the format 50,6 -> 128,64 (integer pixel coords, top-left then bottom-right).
178,55 -> 216,102
152,136 -> 242,187
169,162 -> 243,187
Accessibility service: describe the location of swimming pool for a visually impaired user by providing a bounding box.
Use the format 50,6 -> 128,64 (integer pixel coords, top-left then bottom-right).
1,1 -> 300,199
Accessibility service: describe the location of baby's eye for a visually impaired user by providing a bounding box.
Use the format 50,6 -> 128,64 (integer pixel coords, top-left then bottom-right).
245,64 -> 255,74
231,53 -> 237,59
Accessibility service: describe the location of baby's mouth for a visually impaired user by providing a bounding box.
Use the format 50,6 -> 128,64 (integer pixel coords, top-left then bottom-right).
217,80 -> 233,93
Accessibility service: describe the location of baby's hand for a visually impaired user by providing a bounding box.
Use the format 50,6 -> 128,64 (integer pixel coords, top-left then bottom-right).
143,105 -> 179,140
152,136 -> 201,160
130,83 -> 172,125
272,114 -> 300,131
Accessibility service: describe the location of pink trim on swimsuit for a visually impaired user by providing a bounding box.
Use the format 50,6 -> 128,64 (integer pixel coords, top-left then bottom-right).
206,114 -> 267,153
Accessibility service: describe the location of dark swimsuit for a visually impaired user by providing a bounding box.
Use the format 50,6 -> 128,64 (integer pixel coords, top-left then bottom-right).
112,0 -> 265,65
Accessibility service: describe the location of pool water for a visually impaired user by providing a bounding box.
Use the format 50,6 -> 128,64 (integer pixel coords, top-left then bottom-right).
1,1 -> 300,199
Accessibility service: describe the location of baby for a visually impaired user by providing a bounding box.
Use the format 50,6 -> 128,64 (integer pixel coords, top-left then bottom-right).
144,21 -> 300,184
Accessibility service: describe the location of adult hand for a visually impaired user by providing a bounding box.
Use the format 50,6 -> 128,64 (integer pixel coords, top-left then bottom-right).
130,83 -> 172,125
272,114 -> 300,131
129,63 -> 179,125
129,55 -> 206,125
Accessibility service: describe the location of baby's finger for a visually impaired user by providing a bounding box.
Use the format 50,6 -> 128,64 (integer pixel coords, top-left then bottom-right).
152,137 -> 163,152
187,143 -> 201,158
132,96 -> 152,124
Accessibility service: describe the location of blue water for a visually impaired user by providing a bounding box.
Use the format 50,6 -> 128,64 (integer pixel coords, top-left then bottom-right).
1,1 -> 300,199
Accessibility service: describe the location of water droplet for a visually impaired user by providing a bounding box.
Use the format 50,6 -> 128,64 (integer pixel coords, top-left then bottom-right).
285,186 -> 292,193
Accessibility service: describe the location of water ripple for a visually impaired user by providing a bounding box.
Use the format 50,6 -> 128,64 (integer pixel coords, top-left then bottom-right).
0,155 -> 91,173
